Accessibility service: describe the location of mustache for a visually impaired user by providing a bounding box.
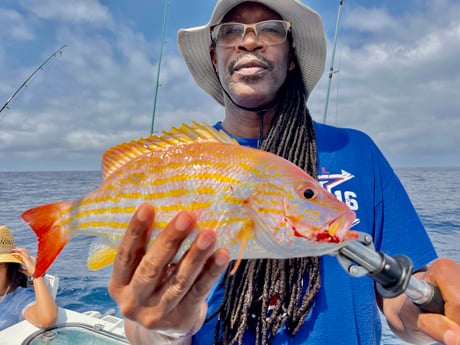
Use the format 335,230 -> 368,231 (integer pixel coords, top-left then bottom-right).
228,53 -> 274,74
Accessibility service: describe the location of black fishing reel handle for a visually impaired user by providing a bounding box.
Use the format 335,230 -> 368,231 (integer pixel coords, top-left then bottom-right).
338,236 -> 445,315
372,253 -> 445,315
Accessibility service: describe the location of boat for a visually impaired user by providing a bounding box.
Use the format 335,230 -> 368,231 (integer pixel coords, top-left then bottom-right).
0,275 -> 128,344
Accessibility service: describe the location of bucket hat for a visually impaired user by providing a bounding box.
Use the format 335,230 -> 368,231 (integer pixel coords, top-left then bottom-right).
0,225 -> 24,265
178,0 -> 326,105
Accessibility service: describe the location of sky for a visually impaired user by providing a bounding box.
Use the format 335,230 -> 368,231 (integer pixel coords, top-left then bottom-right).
0,0 -> 459,172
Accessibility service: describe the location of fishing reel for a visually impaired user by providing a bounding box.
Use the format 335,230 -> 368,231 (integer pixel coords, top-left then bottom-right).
337,231 -> 414,299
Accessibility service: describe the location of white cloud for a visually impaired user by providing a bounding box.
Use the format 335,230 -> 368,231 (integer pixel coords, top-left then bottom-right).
0,9 -> 35,40
19,0 -> 111,25
343,7 -> 397,33
1,0 -> 459,170
320,1 -> 460,166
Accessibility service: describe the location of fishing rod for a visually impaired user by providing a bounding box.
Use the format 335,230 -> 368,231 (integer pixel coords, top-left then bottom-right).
0,45 -> 66,121
337,232 -> 444,314
322,0 -> 344,124
151,0 -> 170,135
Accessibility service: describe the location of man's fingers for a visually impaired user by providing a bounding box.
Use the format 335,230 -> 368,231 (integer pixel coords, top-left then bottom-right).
110,203 -> 155,288
187,247 -> 229,303
133,211 -> 197,298
418,258 -> 460,344
109,207 -> 226,332
427,258 -> 460,324
418,313 -> 460,345
157,229 -> 218,304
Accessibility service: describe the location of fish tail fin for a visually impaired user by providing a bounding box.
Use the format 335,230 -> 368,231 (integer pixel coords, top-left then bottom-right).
21,201 -> 72,277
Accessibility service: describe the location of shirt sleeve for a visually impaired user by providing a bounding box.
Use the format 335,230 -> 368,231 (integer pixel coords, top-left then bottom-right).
18,288 -> 36,318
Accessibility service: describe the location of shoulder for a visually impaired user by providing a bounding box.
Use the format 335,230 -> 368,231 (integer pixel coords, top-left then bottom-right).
314,121 -> 377,148
12,287 -> 35,305
1,287 -> 35,313
313,121 -> 387,167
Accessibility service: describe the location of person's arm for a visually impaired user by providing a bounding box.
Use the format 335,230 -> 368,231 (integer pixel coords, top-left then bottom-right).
381,258 -> 460,344
108,203 -> 230,345
12,247 -> 58,328
24,276 -> 58,327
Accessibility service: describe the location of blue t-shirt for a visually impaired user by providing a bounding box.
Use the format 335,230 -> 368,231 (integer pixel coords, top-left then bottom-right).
192,121 -> 437,344
0,287 -> 35,331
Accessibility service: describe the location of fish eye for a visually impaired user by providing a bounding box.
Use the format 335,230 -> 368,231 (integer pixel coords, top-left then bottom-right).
303,188 -> 316,200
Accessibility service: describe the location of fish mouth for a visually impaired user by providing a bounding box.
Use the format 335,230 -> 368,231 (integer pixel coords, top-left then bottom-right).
325,210 -> 356,242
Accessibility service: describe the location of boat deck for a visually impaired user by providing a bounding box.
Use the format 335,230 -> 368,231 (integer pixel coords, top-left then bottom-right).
0,307 -> 126,344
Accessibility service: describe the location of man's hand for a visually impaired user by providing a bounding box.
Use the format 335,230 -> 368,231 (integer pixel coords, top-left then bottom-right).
108,203 -> 230,344
383,258 -> 460,345
417,258 -> 460,344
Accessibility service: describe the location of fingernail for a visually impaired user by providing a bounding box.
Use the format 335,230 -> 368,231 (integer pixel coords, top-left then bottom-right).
215,250 -> 230,267
136,204 -> 150,222
175,212 -> 192,231
444,330 -> 459,345
197,232 -> 213,250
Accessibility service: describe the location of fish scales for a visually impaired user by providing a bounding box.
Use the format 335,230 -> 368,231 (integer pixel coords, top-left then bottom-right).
66,143 -> 265,241
21,121 -> 357,277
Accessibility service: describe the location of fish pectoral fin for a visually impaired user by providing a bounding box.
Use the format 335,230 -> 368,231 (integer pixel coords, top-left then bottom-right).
87,246 -> 117,270
230,220 -> 254,276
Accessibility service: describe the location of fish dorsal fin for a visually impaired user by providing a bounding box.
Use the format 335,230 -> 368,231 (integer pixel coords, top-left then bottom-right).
101,140 -> 151,180
101,121 -> 238,179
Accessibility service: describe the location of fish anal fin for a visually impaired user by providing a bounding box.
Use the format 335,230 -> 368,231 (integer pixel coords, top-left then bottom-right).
87,245 -> 117,270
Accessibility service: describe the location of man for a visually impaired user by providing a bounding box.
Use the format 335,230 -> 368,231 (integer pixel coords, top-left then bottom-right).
108,0 -> 460,344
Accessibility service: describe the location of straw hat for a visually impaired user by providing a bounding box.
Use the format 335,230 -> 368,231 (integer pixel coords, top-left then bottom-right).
0,225 -> 24,265
178,0 -> 326,105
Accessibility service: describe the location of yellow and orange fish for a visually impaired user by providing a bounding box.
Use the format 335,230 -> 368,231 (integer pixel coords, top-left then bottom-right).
21,121 -> 357,277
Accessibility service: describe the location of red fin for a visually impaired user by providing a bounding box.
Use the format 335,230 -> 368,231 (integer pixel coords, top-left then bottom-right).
21,202 -> 71,277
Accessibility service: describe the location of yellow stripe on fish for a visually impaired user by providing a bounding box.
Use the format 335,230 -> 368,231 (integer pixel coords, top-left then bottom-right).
21,121 -> 357,278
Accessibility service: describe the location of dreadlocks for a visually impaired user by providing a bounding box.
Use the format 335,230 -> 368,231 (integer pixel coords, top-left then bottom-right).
210,66 -> 321,345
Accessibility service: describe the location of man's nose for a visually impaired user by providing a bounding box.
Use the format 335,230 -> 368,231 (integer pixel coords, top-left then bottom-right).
239,28 -> 262,49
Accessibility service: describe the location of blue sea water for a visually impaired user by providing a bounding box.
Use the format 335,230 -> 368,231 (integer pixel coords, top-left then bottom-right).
0,168 -> 459,344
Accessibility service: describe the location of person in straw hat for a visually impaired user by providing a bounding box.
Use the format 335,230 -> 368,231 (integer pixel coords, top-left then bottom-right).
0,225 -> 58,331
108,0 -> 460,344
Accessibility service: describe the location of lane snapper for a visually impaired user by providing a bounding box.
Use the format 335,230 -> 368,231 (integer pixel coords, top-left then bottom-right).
21,121 -> 358,277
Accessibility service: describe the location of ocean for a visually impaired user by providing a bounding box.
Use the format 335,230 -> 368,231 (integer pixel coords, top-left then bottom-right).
0,168 -> 459,344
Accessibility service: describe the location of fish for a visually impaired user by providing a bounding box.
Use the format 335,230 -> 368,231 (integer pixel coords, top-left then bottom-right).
21,121 -> 358,278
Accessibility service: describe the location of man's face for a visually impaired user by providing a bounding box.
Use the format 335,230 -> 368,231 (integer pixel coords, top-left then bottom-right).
210,2 -> 295,109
